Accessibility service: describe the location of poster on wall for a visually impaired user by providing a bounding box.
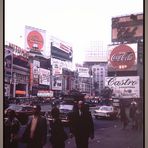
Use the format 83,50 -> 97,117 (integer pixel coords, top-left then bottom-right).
105,76 -> 140,98
25,25 -> 46,52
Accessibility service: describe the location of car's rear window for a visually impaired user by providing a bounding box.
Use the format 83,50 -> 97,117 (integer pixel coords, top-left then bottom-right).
59,104 -> 74,111
100,106 -> 113,111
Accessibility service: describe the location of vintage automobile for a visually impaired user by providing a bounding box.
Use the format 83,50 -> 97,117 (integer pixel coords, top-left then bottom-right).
47,101 -> 75,126
94,105 -> 119,119
4,104 -> 34,124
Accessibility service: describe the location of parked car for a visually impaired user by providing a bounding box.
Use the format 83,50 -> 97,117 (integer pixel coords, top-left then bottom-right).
4,104 -> 34,124
94,105 -> 118,119
47,101 -> 75,126
84,100 -> 98,107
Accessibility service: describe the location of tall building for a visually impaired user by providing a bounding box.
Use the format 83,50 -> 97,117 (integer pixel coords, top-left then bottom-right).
84,41 -> 108,64
83,41 -> 108,96
92,63 -> 108,96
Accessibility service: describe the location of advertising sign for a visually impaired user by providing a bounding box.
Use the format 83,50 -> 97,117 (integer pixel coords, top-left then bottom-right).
37,90 -> 53,97
112,13 -> 143,42
52,75 -> 62,90
5,47 -> 13,77
39,68 -> 50,85
105,76 -> 140,98
25,26 -> 46,51
108,43 -> 137,71
33,60 -> 40,85
51,58 -> 63,75
51,58 -> 73,75
77,67 -> 90,78
51,36 -> 73,61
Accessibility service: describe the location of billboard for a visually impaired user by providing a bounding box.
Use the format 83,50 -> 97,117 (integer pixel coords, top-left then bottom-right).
32,60 -> 40,85
51,36 -> 73,61
108,43 -> 137,71
5,46 -> 13,77
77,67 -> 90,78
112,13 -> 143,43
52,75 -> 62,90
25,25 -> 46,52
37,90 -> 53,97
39,68 -> 50,85
51,58 -> 73,75
105,76 -> 140,98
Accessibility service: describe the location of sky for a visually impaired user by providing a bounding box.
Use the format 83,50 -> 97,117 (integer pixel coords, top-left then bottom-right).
5,0 -> 143,64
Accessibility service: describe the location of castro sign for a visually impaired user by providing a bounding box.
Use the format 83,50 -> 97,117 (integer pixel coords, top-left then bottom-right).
105,76 -> 140,98
109,44 -> 136,70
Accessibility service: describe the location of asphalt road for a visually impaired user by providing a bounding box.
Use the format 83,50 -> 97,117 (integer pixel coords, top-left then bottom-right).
17,106 -> 143,148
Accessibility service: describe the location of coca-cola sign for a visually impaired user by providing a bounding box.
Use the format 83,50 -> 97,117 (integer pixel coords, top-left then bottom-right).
109,44 -> 136,70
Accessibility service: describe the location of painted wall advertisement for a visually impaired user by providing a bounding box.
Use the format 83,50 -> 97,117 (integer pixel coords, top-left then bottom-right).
105,76 -> 140,98
25,25 -> 46,51
39,68 -> 50,85
108,43 -> 137,71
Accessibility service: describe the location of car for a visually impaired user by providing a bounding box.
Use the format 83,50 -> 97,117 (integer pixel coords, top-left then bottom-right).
94,105 -> 119,119
47,101 -> 75,126
4,104 -> 34,124
84,100 -> 98,108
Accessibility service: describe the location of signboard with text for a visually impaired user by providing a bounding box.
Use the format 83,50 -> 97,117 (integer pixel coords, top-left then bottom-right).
25,26 -> 46,52
39,68 -> 50,85
108,43 -> 137,71
105,76 -> 140,98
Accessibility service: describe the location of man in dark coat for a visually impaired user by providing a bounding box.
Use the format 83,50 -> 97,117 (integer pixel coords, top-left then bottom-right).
49,106 -> 67,148
22,104 -> 47,148
69,100 -> 94,148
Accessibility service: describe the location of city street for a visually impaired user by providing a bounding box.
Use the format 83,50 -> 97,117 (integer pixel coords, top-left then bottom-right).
43,117 -> 143,148
16,105 -> 143,148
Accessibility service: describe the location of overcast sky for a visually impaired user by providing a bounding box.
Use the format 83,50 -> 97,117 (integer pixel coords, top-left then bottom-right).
5,0 -> 143,64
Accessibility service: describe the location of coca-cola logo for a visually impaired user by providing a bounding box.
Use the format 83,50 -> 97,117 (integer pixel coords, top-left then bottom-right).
109,44 -> 136,70
27,31 -> 44,50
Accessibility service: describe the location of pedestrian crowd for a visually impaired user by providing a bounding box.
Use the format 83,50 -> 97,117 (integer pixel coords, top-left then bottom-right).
4,98 -> 143,148
4,100 -> 94,148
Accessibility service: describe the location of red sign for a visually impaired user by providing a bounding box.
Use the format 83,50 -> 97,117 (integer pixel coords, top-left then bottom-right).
27,31 -> 44,50
109,44 -> 136,70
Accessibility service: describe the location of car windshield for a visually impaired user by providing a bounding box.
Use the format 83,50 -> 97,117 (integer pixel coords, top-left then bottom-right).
100,106 -> 113,111
59,104 -> 73,111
